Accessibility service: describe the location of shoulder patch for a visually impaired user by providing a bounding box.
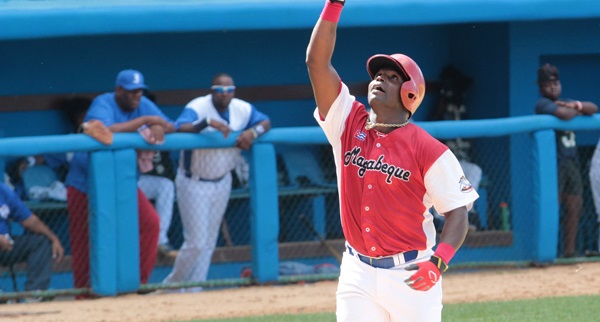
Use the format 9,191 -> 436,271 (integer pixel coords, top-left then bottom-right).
459,176 -> 474,193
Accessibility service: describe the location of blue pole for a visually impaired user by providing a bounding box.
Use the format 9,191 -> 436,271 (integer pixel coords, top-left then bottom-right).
113,149 -> 140,293
89,151 -> 118,295
532,130 -> 559,262
248,143 -> 279,283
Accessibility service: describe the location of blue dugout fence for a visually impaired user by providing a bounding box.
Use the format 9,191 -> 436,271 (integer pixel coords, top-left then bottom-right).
1,114 -> 599,296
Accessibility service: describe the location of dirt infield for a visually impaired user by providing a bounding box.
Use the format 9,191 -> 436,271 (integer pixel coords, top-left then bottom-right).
2,262 -> 600,322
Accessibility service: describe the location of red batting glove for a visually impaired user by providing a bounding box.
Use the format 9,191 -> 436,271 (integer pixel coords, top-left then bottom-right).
404,255 -> 447,291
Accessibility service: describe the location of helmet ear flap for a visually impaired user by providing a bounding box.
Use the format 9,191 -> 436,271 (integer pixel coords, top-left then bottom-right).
400,79 -> 419,113
366,53 -> 425,117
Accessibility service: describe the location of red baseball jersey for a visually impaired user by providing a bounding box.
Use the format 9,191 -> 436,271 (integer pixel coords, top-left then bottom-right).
314,83 -> 479,257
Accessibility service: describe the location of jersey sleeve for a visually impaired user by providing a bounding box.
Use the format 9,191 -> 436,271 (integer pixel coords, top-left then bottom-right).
86,94 -> 116,126
313,82 -> 355,145
145,98 -> 173,120
424,149 -> 479,214
175,107 -> 200,127
245,104 -> 270,129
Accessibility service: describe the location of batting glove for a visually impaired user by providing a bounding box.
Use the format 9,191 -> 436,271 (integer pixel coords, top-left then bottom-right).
404,255 -> 448,291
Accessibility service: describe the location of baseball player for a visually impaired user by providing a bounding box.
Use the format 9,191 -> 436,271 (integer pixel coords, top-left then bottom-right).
137,152 -> 177,257
0,182 -> 64,298
65,69 -> 175,298
163,73 -> 270,292
306,1 -> 479,321
535,63 -> 598,257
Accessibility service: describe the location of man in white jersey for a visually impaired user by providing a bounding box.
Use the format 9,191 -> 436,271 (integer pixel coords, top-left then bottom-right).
163,73 -> 271,292
306,1 -> 479,321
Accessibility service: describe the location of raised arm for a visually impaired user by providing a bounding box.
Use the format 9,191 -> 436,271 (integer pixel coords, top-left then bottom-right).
306,0 -> 345,119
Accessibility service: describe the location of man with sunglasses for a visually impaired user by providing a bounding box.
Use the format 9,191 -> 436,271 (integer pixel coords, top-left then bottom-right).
306,1 -> 479,321
163,73 -> 270,292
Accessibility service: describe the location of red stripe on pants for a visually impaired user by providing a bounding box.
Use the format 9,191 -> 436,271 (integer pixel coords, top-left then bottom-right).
67,187 -> 159,294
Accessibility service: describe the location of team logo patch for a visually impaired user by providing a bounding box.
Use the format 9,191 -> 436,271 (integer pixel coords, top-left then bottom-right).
354,130 -> 367,141
459,176 -> 474,192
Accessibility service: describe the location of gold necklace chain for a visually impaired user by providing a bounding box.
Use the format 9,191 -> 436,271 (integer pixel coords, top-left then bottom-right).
365,119 -> 410,130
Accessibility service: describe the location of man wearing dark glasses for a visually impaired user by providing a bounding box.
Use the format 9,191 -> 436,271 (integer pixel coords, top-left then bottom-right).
164,73 -> 271,292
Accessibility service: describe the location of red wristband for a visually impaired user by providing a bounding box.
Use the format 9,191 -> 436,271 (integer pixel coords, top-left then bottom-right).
434,243 -> 456,265
320,0 -> 344,23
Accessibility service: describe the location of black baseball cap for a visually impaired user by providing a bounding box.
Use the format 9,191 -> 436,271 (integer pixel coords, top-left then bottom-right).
537,63 -> 559,84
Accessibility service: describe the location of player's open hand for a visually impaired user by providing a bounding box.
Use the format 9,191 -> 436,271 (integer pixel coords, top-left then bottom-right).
404,258 -> 444,291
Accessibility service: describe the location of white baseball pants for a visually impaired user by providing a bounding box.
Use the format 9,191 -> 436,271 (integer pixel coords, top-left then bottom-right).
138,174 -> 175,246
336,250 -> 443,322
163,171 -> 232,292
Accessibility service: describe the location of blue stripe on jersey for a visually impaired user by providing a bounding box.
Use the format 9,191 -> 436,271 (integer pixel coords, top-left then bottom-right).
246,104 -> 269,130
175,108 -> 200,126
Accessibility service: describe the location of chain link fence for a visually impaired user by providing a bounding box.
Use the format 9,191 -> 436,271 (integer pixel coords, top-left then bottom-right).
2,124 -> 600,300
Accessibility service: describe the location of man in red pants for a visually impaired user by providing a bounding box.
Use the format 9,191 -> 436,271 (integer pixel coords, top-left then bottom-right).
65,69 -> 175,298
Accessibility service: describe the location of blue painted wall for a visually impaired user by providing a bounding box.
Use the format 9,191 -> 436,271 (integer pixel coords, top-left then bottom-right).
1,1 -> 600,138
0,25 -> 453,136
3,18 -> 597,138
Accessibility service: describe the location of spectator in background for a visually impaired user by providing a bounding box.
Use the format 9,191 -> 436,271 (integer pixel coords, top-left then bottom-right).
65,69 -> 175,298
163,73 -> 271,292
0,182 -> 64,299
6,157 -> 40,200
535,63 -> 598,258
138,150 -> 177,258
139,91 -> 178,258
4,97 -> 91,201
428,65 -> 483,230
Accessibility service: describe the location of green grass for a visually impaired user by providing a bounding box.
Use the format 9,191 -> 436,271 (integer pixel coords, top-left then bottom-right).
192,312 -> 334,322
184,294 -> 600,322
443,294 -> 599,322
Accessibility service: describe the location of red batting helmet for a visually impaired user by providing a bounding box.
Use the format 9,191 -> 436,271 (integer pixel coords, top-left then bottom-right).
366,54 -> 426,117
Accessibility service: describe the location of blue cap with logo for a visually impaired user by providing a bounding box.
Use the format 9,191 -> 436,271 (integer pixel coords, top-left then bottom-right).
116,69 -> 148,90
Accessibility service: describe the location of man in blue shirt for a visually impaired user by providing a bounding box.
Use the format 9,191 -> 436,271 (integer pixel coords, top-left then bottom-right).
65,69 -> 175,297
0,182 -> 64,296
